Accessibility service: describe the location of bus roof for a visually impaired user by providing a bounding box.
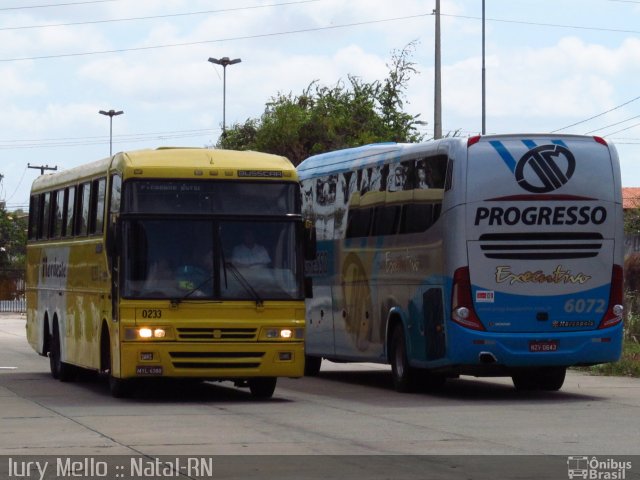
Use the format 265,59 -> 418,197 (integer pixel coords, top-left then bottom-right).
297,141 -> 449,179
30,147 -> 297,193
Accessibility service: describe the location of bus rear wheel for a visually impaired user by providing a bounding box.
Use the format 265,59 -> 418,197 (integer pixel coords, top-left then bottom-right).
512,367 -> 566,391
390,324 -> 417,393
49,323 -> 75,382
248,377 -> 277,399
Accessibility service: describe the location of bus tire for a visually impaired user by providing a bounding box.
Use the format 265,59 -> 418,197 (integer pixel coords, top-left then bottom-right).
49,322 -> 75,382
512,367 -> 566,391
538,367 -> 566,391
109,376 -> 133,398
390,324 -> 417,393
304,355 -> 322,376
248,377 -> 277,399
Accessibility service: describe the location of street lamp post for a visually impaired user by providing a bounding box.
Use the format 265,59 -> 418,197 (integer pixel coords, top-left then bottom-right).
99,109 -> 124,156
207,56 -> 241,136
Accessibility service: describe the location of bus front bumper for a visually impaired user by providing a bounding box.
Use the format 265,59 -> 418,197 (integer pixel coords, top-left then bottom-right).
118,342 -> 305,380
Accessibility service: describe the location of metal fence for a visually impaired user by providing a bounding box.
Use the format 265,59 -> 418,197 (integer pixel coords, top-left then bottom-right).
0,268 -> 25,313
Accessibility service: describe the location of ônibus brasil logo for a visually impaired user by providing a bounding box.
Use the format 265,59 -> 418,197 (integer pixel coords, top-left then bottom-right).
489,140 -> 576,194
515,144 -> 576,193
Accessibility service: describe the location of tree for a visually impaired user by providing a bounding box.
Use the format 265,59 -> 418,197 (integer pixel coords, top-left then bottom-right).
0,205 -> 27,270
218,41 -> 426,165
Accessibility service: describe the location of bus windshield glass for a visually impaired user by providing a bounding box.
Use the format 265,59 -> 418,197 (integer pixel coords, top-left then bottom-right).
122,219 -> 302,301
124,180 -> 298,215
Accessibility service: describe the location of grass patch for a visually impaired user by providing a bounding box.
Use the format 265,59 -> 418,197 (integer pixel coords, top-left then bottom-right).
574,340 -> 640,377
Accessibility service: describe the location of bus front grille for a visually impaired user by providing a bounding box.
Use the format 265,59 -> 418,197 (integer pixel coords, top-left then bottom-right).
176,327 -> 258,341
169,351 -> 264,369
478,232 -> 603,260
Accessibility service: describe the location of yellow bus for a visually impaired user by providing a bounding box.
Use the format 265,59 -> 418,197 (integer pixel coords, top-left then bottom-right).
26,147 -> 310,398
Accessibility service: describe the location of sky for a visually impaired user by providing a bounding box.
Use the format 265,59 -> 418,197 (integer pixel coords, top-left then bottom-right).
0,0 -> 639,211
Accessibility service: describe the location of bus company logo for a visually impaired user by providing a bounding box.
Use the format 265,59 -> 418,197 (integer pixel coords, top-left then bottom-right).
41,256 -> 67,279
567,456 -> 632,479
475,290 -> 495,303
516,144 -> 576,193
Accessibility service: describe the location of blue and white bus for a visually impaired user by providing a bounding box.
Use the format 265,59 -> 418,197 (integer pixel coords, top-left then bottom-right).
298,134 -> 624,392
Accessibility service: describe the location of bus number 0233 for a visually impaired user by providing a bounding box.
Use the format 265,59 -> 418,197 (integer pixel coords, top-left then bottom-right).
141,309 -> 162,319
564,299 -> 606,314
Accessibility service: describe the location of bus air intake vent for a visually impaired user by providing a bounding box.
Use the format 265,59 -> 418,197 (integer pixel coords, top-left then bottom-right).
478,232 -> 603,260
176,328 -> 258,341
169,351 -> 265,369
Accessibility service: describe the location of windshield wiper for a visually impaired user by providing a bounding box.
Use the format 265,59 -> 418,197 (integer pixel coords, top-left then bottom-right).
225,262 -> 263,307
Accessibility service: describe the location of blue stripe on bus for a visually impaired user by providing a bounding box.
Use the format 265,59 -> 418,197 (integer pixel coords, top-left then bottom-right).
522,139 -> 537,149
552,139 -> 568,147
489,141 -> 516,173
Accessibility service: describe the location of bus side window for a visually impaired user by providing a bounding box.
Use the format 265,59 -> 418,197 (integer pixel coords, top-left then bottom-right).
399,203 -> 434,234
64,186 -> 76,238
76,182 -> 91,236
416,155 -> 448,189
346,207 -> 373,238
444,158 -> 453,191
28,194 -> 40,240
90,177 -> 107,235
372,205 -> 400,236
52,190 -> 65,238
39,192 -> 51,240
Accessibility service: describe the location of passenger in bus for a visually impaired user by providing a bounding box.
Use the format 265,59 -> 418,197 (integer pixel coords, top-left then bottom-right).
231,229 -> 271,268
387,166 -> 406,192
417,167 -> 430,189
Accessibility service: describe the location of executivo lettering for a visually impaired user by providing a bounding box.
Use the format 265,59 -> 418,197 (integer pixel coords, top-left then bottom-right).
495,265 -> 592,285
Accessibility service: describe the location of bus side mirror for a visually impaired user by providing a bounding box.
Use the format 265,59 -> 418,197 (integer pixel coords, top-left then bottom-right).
107,214 -> 121,258
304,221 -> 316,261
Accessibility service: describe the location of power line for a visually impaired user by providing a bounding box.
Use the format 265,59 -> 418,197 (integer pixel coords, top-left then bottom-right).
0,0 -> 320,32
584,114 -> 640,134
440,12 -> 640,35
0,0 -> 117,12
0,12 -> 431,62
550,95 -> 640,133
0,128 -> 221,149
603,121 -> 640,137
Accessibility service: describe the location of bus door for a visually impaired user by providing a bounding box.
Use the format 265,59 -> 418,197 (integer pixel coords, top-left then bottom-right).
465,136 -> 618,335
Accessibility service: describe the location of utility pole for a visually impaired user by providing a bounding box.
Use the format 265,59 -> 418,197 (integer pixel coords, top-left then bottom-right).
433,0 -> 442,140
482,0 -> 486,135
27,164 -> 57,175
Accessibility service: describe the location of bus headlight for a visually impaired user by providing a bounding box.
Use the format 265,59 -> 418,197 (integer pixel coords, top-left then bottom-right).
125,327 -> 169,341
262,328 -> 304,340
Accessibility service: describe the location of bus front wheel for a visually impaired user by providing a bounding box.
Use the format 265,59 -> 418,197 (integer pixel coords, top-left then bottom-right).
109,376 -> 133,398
390,324 -> 417,393
248,377 -> 277,399
304,355 -> 322,376
49,323 -> 75,382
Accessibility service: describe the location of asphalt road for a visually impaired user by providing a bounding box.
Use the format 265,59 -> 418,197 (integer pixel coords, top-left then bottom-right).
1,313 -> 639,479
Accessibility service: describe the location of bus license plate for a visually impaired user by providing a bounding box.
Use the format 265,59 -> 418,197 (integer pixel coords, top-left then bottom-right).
136,366 -> 163,376
529,341 -> 558,352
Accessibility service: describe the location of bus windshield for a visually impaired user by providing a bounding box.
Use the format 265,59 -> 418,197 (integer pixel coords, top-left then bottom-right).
122,219 -> 302,301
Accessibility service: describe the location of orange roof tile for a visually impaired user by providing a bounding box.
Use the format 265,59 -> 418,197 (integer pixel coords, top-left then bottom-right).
623,188 -> 640,209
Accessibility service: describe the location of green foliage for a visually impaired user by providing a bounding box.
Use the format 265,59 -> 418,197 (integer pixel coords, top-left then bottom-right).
623,208 -> 640,234
0,205 -> 27,270
218,41 -> 427,165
